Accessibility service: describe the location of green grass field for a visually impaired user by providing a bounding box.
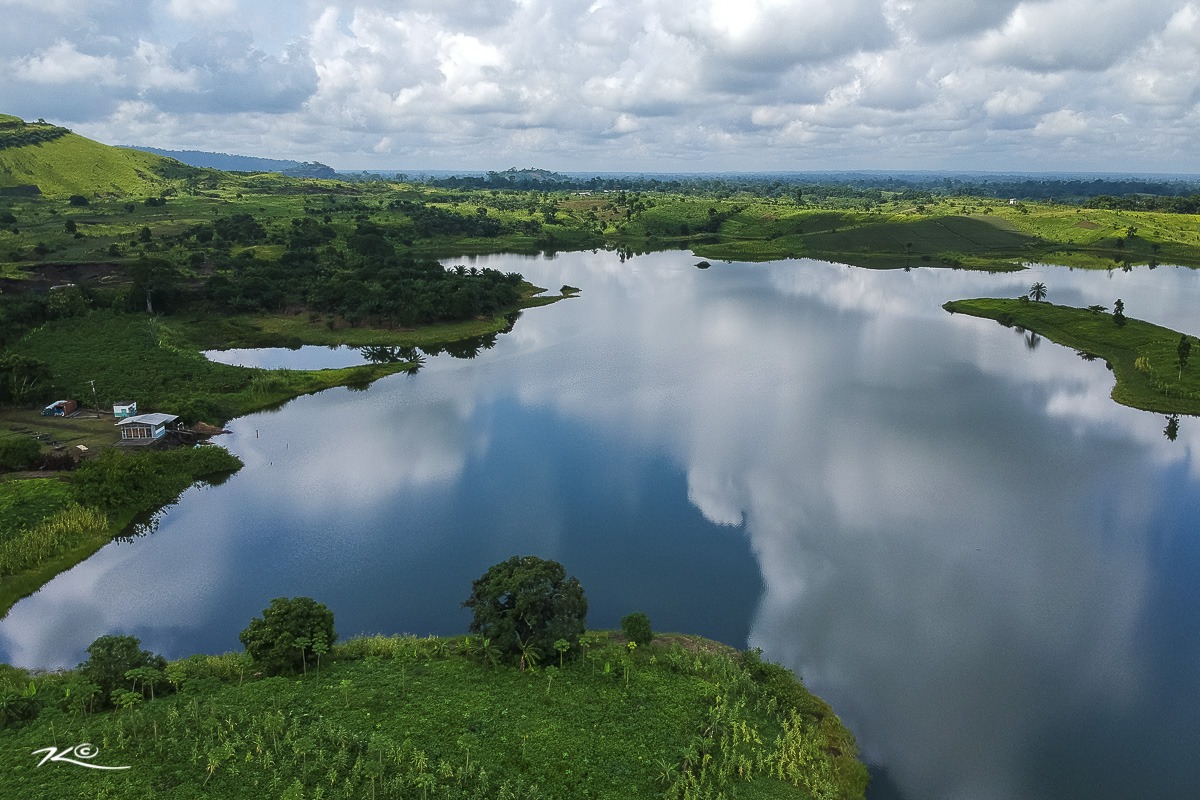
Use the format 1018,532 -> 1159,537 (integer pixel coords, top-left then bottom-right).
0,631 -> 867,800
13,311 -> 415,425
944,298 -> 1200,414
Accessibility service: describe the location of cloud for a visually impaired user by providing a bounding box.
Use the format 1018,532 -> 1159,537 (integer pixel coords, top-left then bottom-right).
167,0 -> 238,22
2,0 -> 1198,171
886,0 -> 1022,42
976,0 -> 1177,73
145,31 -> 318,113
14,40 -> 121,85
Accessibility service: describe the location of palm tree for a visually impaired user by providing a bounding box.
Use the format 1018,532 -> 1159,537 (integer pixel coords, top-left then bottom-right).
1028,282 -> 1048,302
516,637 -> 541,671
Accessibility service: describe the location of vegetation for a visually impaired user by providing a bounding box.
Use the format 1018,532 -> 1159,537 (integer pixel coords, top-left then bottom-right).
78,635 -> 167,708
0,625 -> 866,800
0,435 -> 40,470
463,556 -> 588,668
239,597 -> 337,676
0,123 -> 194,197
11,311 -> 417,425
0,445 -> 242,616
944,297 -> 1200,414
622,611 -> 654,647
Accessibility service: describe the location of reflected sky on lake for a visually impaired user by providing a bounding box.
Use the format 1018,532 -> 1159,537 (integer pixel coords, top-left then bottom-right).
4,251 -> 1199,799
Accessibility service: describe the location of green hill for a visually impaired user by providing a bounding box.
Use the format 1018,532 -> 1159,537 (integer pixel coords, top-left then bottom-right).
0,115 -> 199,198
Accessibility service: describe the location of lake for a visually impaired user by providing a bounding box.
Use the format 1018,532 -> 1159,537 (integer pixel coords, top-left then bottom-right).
4,251 -> 1199,799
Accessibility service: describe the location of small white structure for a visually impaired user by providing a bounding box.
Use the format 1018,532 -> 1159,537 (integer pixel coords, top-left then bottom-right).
113,401 -> 137,418
116,413 -> 179,442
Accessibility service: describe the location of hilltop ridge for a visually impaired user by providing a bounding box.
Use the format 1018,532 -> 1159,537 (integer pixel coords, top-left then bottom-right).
0,115 -> 200,198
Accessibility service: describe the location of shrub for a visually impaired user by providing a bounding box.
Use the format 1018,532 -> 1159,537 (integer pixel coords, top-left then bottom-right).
463,556 -> 587,665
240,597 -> 336,675
67,195 -> 89,206
31,451 -> 76,471
0,437 -> 41,471
620,611 -> 653,646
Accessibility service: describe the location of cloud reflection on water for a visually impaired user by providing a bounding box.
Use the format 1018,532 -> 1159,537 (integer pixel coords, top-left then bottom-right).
1,251 -> 1197,798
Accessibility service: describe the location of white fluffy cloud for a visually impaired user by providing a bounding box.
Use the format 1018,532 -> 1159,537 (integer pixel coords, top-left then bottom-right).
1,0 -> 1198,170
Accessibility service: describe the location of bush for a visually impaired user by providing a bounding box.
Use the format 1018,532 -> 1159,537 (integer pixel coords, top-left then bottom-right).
463,556 -> 587,665
620,611 -> 653,646
240,597 -> 336,675
0,437 -> 41,471
79,634 -> 166,706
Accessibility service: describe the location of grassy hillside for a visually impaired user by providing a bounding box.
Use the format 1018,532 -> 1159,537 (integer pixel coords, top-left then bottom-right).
0,116 -> 197,197
944,297 -> 1200,414
13,311 -> 415,424
0,631 -> 868,800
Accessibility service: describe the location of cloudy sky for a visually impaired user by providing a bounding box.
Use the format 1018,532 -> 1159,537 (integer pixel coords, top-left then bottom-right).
3,0 -> 1200,173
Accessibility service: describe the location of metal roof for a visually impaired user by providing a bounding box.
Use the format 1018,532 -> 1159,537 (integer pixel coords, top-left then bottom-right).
116,413 -> 179,426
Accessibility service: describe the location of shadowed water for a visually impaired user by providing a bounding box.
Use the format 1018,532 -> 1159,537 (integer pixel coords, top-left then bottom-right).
3,252 -> 1199,799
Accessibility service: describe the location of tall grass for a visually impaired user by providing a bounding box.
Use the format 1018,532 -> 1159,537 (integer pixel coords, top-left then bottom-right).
0,632 -> 868,800
0,503 -> 107,575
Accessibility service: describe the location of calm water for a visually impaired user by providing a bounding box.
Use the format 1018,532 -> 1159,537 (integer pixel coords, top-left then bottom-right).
5,252 -> 1200,799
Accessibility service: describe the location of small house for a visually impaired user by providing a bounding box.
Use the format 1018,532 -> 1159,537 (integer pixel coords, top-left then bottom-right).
113,401 -> 138,418
116,413 -> 179,442
42,399 -> 77,417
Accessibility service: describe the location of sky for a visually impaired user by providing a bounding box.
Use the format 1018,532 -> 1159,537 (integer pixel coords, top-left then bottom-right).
2,0 -> 1200,173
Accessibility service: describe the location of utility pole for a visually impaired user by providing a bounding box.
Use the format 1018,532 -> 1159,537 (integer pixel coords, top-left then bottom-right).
88,379 -> 97,410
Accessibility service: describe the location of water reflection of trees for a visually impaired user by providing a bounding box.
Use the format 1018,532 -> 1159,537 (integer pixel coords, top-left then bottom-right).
1164,414 -> 1180,441
357,323 -> 509,369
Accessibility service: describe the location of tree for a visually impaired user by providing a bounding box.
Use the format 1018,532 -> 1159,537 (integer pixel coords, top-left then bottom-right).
1164,415 -> 1180,441
1028,282 -> 1047,302
79,635 -> 166,706
621,611 -> 653,646
239,597 -> 336,675
1113,298 -> 1126,327
0,352 -> 52,405
127,257 -> 182,314
463,556 -> 587,665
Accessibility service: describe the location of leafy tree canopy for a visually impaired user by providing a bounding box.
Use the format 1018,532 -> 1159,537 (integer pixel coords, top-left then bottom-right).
621,611 -> 653,646
239,596 -> 336,675
79,634 -> 166,705
463,556 -> 587,664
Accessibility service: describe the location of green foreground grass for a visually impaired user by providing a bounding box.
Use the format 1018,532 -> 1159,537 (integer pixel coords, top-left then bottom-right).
0,632 -> 867,800
944,298 -> 1200,414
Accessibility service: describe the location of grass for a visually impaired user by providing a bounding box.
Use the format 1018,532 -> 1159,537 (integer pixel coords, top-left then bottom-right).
13,311 -> 415,425
943,298 -> 1200,414
0,132 -> 191,197
0,478 -> 76,539
170,285 -> 562,351
0,409 -> 118,454
0,631 -> 868,800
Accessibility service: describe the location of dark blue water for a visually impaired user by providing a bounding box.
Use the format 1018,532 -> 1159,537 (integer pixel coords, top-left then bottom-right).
4,252 -> 1200,799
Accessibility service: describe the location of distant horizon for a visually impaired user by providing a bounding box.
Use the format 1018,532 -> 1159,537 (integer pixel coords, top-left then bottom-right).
126,145 -> 1200,183
115,145 -> 1200,182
